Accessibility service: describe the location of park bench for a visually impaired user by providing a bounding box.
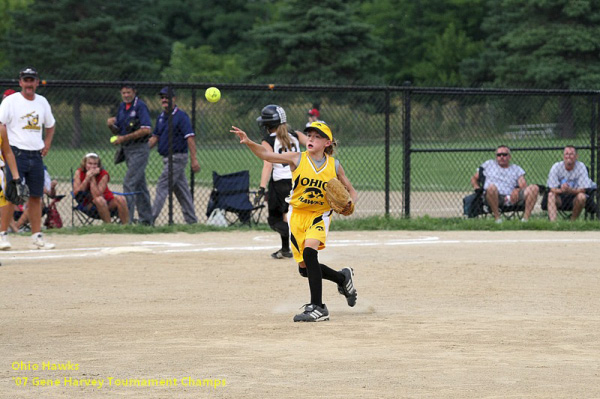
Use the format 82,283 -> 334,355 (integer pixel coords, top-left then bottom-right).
505,123 -> 556,140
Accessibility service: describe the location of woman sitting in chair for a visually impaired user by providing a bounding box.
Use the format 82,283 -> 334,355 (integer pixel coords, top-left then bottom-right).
73,153 -> 128,224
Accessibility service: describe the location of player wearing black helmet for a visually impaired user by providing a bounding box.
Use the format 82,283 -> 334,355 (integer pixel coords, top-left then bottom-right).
255,105 -> 307,259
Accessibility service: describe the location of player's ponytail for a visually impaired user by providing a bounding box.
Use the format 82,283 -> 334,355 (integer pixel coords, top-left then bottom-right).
324,138 -> 337,156
275,124 -> 292,151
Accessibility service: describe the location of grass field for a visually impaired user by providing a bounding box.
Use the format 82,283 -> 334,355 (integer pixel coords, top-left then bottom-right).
43,137 -> 596,195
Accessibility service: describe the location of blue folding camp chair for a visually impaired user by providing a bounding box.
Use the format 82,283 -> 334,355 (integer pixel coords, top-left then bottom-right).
206,170 -> 265,226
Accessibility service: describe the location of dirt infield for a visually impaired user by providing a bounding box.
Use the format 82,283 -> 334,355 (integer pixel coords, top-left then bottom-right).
2,230 -> 600,398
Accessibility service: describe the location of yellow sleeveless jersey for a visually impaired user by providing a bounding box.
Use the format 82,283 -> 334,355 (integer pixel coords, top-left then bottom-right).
289,152 -> 336,213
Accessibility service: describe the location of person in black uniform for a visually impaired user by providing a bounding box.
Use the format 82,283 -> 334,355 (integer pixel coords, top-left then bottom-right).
255,105 -> 306,259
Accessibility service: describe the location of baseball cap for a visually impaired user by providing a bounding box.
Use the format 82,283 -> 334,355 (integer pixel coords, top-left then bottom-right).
159,86 -> 176,97
304,121 -> 332,140
19,66 -> 39,79
308,108 -> 320,118
2,89 -> 16,98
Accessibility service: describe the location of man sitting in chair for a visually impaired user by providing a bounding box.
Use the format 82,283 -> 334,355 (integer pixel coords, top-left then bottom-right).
471,145 -> 539,223
73,153 -> 128,224
545,145 -> 595,221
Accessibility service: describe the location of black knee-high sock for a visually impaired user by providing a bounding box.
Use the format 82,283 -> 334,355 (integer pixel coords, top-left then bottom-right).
303,247 -> 322,306
320,263 -> 344,285
277,222 -> 290,251
297,263 -> 343,286
268,216 -> 290,251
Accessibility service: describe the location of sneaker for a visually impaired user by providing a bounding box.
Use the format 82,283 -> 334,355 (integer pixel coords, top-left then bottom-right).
30,233 -> 55,250
495,218 -> 503,224
521,218 -> 528,223
271,249 -> 293,259
0,231 -> 11,251
337,267 -> 357,307
293,304 -> 329,322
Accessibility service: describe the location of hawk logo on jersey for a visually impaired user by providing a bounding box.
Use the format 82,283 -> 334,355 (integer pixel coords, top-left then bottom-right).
304,187 -> 324,199
21,111 -> 41,131
297,178 -> 328,205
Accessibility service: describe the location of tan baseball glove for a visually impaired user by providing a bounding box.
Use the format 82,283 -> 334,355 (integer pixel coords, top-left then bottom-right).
326,178 -> 354,216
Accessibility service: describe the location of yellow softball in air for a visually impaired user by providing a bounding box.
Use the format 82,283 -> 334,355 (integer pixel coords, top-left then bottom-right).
110,136 -> 118,144
205,87 -> 221,103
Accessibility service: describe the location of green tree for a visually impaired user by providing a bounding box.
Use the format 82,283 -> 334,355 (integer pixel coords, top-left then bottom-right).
1,0 -> 171,147
161,42 -> 247,82
2,0 -> 169,79
153,0 -> 271,54
0,0 -> 32,70
462,0 -> 600,88
413,22 -> 483,86
360,0 -> 485,85
246,0 -> 384,84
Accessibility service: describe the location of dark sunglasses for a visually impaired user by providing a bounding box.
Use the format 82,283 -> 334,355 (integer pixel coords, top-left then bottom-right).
496,153 -> 510,157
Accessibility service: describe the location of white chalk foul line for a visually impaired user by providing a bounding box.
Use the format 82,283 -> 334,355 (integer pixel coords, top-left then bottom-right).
4,236 -> 600,262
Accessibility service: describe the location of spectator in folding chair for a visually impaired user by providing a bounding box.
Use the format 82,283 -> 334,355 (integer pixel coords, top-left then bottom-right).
73,153 -> 128,224
544,145 -> 597,221
471,145 -> 539,223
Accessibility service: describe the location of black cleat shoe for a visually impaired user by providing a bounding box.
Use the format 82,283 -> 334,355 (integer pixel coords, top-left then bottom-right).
338,267 -> 357,307
271,249 -> 293,259
293,304 -> 329,322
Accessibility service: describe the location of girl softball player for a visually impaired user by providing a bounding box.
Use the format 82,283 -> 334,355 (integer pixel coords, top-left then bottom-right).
231,121 -> 357,322
0,124 -> 23,250
255,104 -> 307,259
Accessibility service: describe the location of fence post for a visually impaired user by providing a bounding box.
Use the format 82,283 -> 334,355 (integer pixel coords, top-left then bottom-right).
596,95 -> 600,219
190,88 -> 196,201
167,84 -> 174,225
384,88 -> 390,216
591,95 -> 597,182
402,82 -> 412,218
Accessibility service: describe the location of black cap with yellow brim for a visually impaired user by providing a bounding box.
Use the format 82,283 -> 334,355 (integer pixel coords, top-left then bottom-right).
303,122 -> 332,140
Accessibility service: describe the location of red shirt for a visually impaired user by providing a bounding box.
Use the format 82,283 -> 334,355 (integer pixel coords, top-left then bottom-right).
77,168 -> 115,205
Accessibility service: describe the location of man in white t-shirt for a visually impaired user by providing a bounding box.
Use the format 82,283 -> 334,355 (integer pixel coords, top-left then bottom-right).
0,67 -> 56,249
470,145 -> 539,223
545,146 -> 595,221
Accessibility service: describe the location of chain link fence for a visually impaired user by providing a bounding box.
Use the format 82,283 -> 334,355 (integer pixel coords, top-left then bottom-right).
407,88 -> 599,219
1,78 -> 598,227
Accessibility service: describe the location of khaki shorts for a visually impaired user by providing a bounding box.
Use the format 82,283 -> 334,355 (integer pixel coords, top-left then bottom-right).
288,208 -> 333,263
499,188 -> 525,207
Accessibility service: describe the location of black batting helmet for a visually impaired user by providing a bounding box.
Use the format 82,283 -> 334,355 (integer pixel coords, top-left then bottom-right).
256,104 -> 287,129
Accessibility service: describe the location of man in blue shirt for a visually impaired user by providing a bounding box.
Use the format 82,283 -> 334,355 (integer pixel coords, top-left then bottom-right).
149,87 -> 200,224
107,83 -> 153,225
